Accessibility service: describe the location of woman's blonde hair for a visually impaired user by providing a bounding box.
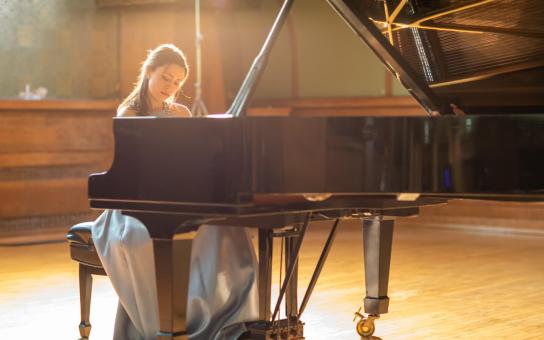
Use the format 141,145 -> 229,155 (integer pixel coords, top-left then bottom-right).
119,44 -> 189,116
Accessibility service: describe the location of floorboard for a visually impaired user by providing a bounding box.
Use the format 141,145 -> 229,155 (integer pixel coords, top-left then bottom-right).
1,220 -> 543,339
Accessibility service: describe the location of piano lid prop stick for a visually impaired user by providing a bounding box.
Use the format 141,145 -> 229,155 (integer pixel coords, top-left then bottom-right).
227,0 -> 295,117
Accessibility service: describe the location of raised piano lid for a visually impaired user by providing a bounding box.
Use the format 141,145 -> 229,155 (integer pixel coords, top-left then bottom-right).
327,0 -> 544,115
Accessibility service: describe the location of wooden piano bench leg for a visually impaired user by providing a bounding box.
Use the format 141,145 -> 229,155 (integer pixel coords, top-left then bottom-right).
79,264 -> 92,338
78,264 -> 106,339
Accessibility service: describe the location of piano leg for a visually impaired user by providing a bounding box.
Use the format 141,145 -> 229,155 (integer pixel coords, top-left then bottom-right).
357,216 -> 394,337
152,234 -> 195,340
285,234 -> 299,319
125,212 -> 199,340
258,228 -> 273,322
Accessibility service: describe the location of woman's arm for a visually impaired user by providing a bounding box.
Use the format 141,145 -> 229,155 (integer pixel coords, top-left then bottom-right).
117,105 -> 138,117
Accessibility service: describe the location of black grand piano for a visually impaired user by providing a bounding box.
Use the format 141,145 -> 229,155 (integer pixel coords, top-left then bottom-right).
89,0 -> 544,338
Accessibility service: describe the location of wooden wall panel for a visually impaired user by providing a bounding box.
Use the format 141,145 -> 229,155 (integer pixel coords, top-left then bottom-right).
249,96 -> 428,116
120,8 -> 183,98
0,151 -> 108,168
0,113 -> 113,153
0,100 -> 116,244
0,179 -> 88,219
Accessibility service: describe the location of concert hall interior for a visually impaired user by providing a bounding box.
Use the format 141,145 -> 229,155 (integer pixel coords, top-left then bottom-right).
1,1 -> 544,339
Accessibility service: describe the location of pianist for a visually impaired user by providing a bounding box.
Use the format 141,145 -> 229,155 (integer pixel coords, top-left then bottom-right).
90,44 -> 259,340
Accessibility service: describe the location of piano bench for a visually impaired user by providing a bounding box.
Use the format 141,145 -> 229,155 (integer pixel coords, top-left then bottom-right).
67,222 -> 106,339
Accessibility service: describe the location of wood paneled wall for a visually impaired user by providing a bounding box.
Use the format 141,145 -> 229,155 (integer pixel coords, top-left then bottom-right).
0,100 -> 116,244
249,96 -> 428,116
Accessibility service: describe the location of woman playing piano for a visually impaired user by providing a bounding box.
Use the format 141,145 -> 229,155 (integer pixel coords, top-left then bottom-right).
116,44 -> 191,118
91,44 -> 259,340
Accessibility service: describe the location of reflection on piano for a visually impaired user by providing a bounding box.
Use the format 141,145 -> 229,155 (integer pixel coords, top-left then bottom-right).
89,0 -> 544,338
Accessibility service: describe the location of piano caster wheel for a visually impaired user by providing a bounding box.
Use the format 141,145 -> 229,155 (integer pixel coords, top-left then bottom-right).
353,308 -> 378,337
356,318 -> 375,337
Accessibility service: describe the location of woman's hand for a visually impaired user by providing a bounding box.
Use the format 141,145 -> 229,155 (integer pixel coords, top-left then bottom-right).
169,103 -> 192,117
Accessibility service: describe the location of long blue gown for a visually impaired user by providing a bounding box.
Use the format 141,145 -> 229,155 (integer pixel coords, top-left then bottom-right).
91,209 -> 259,340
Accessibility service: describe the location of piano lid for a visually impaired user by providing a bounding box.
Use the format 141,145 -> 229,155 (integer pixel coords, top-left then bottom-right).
328,0 -> 544,115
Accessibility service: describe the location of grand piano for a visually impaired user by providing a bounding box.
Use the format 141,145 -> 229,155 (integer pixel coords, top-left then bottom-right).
89,0 -> 544,338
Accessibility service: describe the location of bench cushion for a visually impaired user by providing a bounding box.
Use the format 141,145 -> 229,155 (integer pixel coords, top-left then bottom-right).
67,222 -> 103,268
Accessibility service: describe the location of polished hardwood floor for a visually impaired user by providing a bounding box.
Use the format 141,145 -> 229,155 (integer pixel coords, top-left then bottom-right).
1,220 -> 543,339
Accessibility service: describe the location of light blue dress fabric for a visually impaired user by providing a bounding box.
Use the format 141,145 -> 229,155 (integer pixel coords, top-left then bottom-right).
91,210 -> 259,340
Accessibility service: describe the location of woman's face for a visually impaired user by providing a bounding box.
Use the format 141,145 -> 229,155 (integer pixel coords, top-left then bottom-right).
146,63 -> 186,105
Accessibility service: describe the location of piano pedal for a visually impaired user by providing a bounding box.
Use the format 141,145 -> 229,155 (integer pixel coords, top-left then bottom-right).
245,319 -> 304,340
353,307 -> 379,337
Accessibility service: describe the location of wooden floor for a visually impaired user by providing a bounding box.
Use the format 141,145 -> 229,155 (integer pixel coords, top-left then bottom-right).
1,220 -> 544,339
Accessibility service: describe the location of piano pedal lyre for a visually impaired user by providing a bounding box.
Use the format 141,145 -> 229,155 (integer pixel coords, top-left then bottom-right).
353,307 -> 379,337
